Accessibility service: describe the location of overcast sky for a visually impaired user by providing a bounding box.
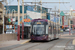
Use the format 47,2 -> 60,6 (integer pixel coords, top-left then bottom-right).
6,0 -> 75,11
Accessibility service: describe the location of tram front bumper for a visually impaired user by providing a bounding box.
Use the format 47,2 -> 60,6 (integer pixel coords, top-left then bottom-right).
31,36 -> 48,41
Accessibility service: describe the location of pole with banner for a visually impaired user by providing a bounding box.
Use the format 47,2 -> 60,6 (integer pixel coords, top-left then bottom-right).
60,11 -> 65,34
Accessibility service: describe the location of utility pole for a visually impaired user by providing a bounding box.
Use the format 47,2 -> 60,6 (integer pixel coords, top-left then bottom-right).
69,6 -> 73,35
2,0 -> 7,34
69,19 -> 71,35
40,0 -> 42,18
2,0 -> 4,34
22,0 -> 24,39
58,0 -> 61,36
17,0 -> 20,41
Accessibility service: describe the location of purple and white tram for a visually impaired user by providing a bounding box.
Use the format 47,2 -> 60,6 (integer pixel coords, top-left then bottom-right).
30,19 -> 60,41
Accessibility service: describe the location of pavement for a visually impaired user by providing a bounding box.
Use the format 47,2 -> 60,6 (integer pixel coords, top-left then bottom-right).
0,32 -> 75,50
0,39 -> 30,48
73,39 -> 75,45
61,32 -> 75,46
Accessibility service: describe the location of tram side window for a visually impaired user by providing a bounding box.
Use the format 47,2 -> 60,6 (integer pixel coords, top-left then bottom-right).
50,24 -> 52,34
58,25 -> 60,34
46,25 -> 48,34
50,23 -> 52,34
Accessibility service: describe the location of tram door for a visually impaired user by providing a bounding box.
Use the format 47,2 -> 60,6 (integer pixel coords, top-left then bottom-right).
24,26 -> 30,39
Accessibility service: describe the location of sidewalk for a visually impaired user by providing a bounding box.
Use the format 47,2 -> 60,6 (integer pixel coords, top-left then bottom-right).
60,33 -> 75,45
0,39 -> 30,48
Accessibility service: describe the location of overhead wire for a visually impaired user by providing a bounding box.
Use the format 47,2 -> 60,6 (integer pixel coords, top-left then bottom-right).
62,0 -> 69,10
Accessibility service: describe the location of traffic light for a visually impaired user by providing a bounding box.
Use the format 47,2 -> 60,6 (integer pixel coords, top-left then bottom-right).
8,18 -> 11,22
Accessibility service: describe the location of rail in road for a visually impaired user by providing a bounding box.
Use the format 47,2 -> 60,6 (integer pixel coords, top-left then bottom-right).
11,38 -> 74,50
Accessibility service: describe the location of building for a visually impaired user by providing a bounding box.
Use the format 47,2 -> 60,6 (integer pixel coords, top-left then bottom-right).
5,5 -> 50,38
0,2 -> 9,34
0,2 -> 3,34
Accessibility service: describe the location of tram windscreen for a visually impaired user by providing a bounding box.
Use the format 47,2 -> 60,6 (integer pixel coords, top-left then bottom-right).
33,25 -> 44,35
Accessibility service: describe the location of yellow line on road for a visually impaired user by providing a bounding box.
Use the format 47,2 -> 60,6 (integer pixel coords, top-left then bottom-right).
72,39 -> 75,45
21,40 -> 30,44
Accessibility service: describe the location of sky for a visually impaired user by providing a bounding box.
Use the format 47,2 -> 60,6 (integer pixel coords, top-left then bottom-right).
6,0 -> 75,12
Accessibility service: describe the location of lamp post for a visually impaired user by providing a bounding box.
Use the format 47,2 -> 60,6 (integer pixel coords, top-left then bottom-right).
6,9 -> 10,18
6,9 -> 11,23
12,9 -> 16,22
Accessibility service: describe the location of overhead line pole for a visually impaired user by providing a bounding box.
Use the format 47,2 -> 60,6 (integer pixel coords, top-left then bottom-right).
3,3 -> 5,34
40,0 -> 42,18
59,0 -> 60,25
22,0 -> 24,39
17,0 -> 20,41
2,0 -> 7,34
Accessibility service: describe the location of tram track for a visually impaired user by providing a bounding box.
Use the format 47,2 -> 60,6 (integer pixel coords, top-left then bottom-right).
11,39 -> 63,50
24,39 -> 63,50
24,43 -> 41,50
47,39 -> 63,50
64,40 -> 73,50
11,41 -> 43,50
10,43 -> 32,50
47,39 -> 72,50
11,39 -> 72,50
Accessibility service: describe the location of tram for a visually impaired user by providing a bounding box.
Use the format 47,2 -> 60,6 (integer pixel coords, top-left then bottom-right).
30,19 -> 60,41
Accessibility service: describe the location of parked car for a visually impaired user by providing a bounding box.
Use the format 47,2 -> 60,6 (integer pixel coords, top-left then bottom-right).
65,28 -> 70,32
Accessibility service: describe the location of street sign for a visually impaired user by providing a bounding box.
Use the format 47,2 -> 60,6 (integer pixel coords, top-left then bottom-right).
60,11 -> 65,16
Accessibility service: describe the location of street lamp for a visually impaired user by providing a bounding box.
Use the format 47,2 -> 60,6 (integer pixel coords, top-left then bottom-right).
12,9 -> 16,23
6,9 -> 11,23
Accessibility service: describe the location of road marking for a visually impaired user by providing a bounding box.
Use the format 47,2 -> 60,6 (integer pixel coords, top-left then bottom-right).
21,40 -> 30,44
72,39 -> 75,45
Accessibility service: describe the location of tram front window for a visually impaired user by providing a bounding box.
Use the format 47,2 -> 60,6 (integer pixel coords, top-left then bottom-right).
33,25 -> 44,35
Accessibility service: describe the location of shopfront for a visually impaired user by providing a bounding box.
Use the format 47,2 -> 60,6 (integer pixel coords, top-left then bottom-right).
15,15 -> 32,39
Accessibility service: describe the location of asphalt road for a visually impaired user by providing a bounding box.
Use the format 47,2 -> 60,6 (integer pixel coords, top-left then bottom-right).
0,33 -> 75,50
